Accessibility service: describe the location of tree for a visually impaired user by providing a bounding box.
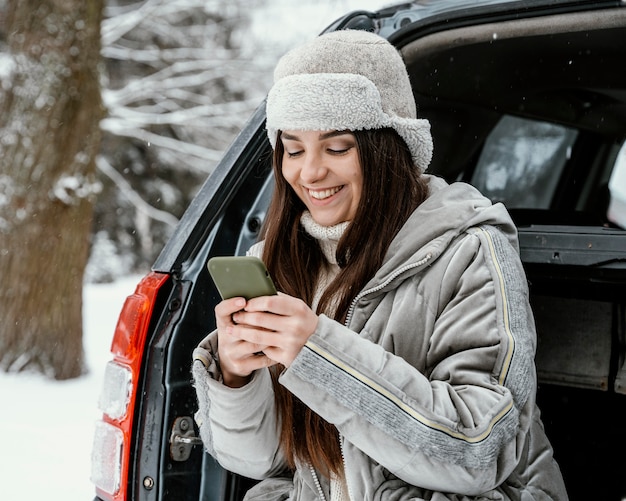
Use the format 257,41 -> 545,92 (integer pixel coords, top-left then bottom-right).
0,0 -> 104,379
89,0 -> 267,280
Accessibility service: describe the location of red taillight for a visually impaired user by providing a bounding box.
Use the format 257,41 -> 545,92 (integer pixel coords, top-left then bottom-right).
91,272 -> 169,501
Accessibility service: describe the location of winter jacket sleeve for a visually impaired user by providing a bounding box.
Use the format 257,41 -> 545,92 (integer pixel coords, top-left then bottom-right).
192,331 -> 287,479
279,226 -> 538,495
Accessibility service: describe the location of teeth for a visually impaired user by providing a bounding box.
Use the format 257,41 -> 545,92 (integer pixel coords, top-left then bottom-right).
309,186 -> 341,200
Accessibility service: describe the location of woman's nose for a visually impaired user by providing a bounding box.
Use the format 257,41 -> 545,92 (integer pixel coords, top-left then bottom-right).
299,151 -> 326,183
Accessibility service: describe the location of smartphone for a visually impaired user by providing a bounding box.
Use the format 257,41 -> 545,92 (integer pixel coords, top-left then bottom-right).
207,256 -> 277,300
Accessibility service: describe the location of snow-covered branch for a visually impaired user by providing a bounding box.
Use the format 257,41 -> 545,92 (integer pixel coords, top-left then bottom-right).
100,0 -> 267,169
99,122 -> 224,167
93,0 -> 270,271
103,94 -> 259,125
96,155 -> 179,227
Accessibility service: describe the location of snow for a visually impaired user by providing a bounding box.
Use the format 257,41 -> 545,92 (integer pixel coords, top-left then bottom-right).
0,276 -> 142,500
0,1 -> 394,498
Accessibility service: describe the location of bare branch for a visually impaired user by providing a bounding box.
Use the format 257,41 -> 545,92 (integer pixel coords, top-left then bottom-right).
96,155 -> 179,227
99,121 -> 224,166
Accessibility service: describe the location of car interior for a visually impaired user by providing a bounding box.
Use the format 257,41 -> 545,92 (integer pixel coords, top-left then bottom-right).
398,6 -> 626,499
151,4 -> 626,501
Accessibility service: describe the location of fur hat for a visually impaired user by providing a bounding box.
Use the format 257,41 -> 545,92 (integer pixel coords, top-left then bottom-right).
266,30 -> 433,172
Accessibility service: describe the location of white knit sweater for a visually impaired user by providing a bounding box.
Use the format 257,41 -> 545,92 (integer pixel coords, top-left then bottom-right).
299,211 -> 348,312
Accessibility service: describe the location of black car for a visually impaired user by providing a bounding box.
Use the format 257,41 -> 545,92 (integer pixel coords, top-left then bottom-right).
90,1 -> 626,500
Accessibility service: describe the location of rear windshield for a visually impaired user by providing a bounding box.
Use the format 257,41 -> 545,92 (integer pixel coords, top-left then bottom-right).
471,115 -> 578,209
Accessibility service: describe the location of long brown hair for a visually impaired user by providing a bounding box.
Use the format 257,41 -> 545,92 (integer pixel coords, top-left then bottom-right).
261,127 -> 428,477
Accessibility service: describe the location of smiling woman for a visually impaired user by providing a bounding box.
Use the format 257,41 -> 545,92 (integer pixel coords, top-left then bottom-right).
89,2 -> 626,500
191,29 -> 567,500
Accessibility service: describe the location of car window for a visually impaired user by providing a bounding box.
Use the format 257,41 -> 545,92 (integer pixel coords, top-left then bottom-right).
608,141 -> 626,229
471,115 -> 578,209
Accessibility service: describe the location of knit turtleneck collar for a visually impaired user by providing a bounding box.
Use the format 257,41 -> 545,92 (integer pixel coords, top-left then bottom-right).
300,211 -> 349,265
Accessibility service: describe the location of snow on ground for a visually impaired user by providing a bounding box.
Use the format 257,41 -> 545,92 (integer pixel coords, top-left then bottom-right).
0,276 -> 142,500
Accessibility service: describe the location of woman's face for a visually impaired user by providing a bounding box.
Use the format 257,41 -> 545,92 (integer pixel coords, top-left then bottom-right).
280,130 -> 363,227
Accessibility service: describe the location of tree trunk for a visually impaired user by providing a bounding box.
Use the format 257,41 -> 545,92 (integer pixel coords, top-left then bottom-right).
0,0 -> 104,379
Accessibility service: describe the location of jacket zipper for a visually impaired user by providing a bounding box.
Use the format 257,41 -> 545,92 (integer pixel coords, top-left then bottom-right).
344,253 -> 433,326
309,463 -> 327,501
336,252 -> 432,500
340,435 -> 353,501
310,451 -> 353,501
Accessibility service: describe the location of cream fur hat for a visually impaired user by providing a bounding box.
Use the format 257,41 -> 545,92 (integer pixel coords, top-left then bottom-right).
266,30 -> 433,172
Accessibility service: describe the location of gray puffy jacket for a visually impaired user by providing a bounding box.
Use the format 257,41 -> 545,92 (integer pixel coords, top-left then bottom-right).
192,176 -> 568,500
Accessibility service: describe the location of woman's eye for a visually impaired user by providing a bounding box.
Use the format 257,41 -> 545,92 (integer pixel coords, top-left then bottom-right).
286,150 -> 303,158
327,147 -> 351,155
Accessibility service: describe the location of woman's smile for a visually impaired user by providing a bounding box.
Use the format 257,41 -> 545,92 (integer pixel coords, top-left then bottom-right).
308,185 -> 344,201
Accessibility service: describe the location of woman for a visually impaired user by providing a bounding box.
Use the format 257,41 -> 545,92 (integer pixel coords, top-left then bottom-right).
193,30 -> 568,500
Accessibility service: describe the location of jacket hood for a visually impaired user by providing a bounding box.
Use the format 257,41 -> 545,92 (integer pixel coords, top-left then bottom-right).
372,175 -> 518,287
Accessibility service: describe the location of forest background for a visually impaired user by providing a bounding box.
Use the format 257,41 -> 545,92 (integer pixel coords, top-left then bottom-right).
0,3 -> 388,499
0,0 -> 388,380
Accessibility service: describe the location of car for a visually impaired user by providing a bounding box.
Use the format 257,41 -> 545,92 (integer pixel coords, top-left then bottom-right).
89,0 -> 626,500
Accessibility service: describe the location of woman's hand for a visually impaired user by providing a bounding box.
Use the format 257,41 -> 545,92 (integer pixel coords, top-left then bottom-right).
215,294 -> 319,388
